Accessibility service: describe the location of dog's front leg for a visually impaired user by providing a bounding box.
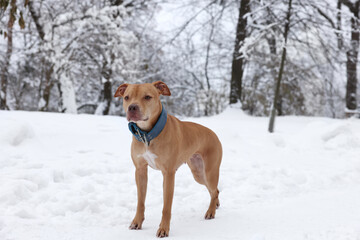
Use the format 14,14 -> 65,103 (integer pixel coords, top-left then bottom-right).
156,171 -> 175,238
130,165 -> 148,230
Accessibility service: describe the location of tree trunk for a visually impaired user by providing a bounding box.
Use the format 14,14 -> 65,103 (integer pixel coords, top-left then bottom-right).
28,0 -> 45,40
345,1 -> 359,113
229,0 -> 250,104
267,32 -> 283,116
94,79 -> 112,115
29,0 -> 55,111
0,0 -> 16,110
102,80 -> 112,115
337,0 -> 343,49
95,61 -> 113,115
39,66 -> 54,111
268,0 -> 292,133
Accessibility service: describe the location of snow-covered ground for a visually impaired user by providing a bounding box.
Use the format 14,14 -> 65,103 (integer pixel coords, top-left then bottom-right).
1,108 -> 360,240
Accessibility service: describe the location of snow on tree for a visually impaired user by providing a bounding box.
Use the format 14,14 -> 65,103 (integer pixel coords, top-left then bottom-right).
0,0 -> 359,118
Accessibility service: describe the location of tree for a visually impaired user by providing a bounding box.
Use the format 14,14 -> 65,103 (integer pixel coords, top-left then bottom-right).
340,0 -> 359,114
268,0 -> 292,133
0,0 -> 25,110
28,0 -> 54,111
229,0 -> 250,104
25,0 -> 80,113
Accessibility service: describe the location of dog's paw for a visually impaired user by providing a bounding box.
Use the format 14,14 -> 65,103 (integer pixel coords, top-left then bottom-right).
156,227 -> 169,238
129,219 -> 143,230
204,209 -> 216,219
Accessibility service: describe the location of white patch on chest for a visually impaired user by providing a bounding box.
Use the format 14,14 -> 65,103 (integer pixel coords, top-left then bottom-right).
138,151 -> 158,170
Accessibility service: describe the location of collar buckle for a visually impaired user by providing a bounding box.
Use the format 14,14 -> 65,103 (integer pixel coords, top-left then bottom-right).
136,128 -> 146,144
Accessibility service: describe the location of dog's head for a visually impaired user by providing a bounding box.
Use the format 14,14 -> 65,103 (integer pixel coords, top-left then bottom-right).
114,81 -> 171,130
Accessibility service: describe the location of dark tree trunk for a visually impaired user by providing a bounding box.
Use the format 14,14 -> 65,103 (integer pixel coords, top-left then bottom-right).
267,32 -> 283,116
346,1 -> 359,112
340,0 -> 359,114
0,0 -> 16,110
102,80 -> 112,115
57,82 -> 65,113
39,66 -> 54,111
229,0 -> 250,104
268,0 -> 292,133
98,59 -> 113,115
337,0 -> 343,49
28,1 -> 45,40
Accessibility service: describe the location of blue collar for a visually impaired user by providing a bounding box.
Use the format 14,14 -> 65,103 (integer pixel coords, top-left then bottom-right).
128,104 -> 167,146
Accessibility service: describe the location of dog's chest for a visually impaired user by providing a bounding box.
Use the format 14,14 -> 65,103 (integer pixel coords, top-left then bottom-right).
138,150 -> 158,170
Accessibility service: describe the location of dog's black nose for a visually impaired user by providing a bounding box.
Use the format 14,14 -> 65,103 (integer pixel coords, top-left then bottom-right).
128,104 -> 139,112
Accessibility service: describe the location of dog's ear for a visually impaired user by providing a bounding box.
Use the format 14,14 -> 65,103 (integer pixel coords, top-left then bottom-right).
153,81 -> 171,96
114,84 -> 128,98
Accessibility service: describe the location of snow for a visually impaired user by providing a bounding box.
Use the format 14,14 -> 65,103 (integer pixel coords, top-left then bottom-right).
95,102 -> 107,115
0,109 -> 360,239
57,73 -> 77,114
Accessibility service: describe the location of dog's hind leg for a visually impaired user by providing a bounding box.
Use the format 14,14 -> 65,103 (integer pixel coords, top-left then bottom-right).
203,166 -> 220,219
188,152 -> 221,219
203,148 -> 221,220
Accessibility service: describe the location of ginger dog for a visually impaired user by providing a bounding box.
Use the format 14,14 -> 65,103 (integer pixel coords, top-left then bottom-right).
114,81 -> 222,237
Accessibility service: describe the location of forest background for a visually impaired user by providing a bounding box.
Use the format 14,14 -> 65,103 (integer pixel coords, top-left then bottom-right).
1,0 -> 359,119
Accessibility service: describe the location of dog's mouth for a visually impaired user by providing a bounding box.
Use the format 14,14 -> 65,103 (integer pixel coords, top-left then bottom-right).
127,114 -> 149,122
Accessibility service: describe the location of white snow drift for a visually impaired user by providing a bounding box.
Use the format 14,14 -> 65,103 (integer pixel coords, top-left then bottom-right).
0,108 -> 360,240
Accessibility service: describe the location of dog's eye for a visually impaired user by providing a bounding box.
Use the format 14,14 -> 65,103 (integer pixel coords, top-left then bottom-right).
144,95 -> 152,100
124,96 -> 129,101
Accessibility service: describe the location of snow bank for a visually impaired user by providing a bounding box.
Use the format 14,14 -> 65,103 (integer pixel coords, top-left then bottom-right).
0,109 -> 359,240
1,121 -> 34,146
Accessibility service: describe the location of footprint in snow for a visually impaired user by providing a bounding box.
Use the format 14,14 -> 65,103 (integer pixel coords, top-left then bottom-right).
53,170 -> 64,183
67,200 -> 88,212
77,149 -> 93,154
271,134 -> 286,148
15,209 -> 35,219
25,163 -> 44,169
75,168 -> 98,177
